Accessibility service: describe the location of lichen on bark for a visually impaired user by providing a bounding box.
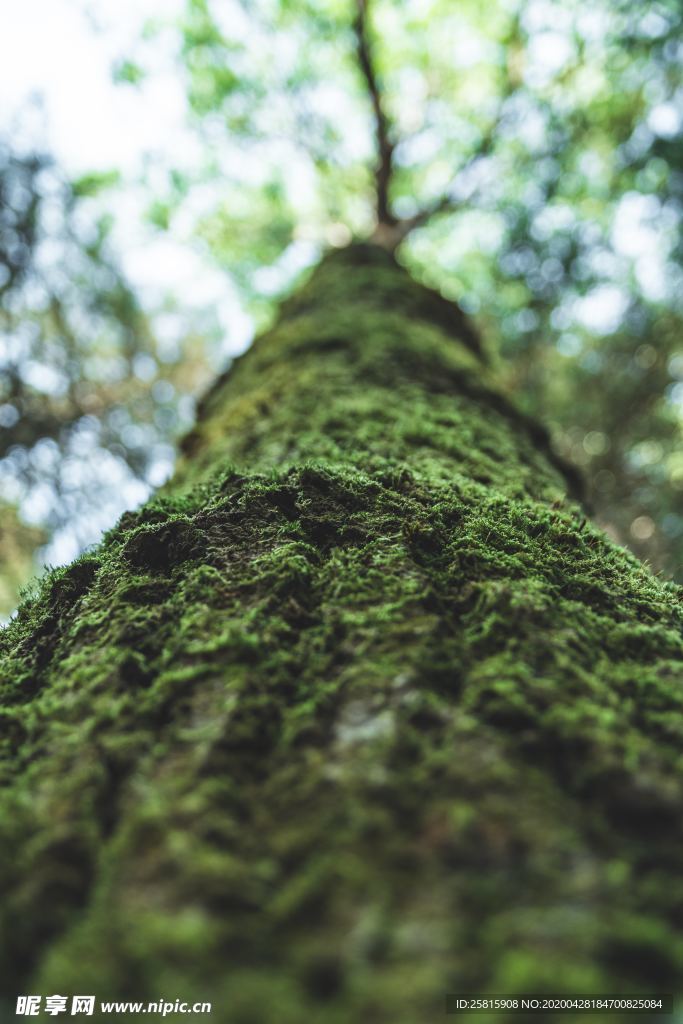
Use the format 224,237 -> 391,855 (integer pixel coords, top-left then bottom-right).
1,244 -> 682,1022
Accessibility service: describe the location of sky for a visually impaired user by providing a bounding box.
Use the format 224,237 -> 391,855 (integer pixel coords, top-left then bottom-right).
1,0 -> 671,342
0,0 -> 254,574
0,0 -> 183,175
0,0 -> 253,354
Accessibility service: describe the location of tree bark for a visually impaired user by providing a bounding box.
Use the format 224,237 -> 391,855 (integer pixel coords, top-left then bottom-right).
1,244 -> 682,1020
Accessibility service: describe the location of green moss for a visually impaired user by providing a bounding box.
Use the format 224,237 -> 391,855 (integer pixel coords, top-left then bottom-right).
0,244 -> 682,1021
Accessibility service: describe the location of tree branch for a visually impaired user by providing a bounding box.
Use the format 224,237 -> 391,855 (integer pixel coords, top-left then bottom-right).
353,0 -> 396,226
407,138 -> 495,233
385,55 -> 520,250
369,12 -> 526,253
371,129 -> 495,251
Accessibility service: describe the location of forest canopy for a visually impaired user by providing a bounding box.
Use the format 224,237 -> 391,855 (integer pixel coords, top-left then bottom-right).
1,0 -> 683,611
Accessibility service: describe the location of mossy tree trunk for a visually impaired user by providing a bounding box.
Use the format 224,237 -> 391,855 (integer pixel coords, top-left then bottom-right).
2,245 -> 682,1022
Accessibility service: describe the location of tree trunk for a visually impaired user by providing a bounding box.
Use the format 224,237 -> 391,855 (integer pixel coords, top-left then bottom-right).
2,244 -> 682,1021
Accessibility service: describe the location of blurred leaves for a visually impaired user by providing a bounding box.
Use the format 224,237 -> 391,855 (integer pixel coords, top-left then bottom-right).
72,170 -> 122,198
165,0 -> 682,580
3,0 -> 683,605
0,502 -> 46,620
112,60 -> 146,86
0,140 -> 215,607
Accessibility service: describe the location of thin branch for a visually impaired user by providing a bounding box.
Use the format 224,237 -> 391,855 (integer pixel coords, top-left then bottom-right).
386,78 -> 519,248
392,190 -> 463,245
395,132 -> 496,242
370,127 -> 496,251
353,0 -> 396,226
378,13 -> 524,251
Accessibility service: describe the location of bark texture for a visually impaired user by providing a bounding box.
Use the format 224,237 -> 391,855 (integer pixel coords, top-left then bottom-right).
1,245 -> 683,1021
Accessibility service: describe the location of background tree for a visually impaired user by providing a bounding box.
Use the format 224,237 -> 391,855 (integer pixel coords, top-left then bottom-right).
0,135 -> 219,615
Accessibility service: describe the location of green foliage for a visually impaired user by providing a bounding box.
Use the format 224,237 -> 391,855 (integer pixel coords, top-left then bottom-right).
123,0 -> 683,580
71,170 -> 122,197
0,504 -> 46,620
112,60 -> 146,86
7,0 -> 683,601
1,248 -> 682,1017
0,140 -> 218,607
